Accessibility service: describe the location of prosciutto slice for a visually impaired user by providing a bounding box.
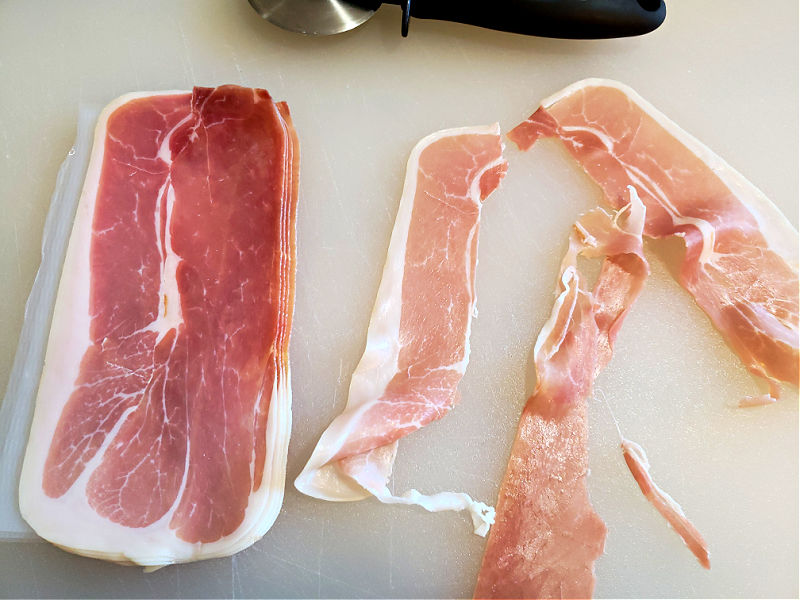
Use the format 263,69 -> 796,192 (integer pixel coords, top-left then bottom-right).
621,439 -> 710,569
508,78 -> 799,399
295,125 -> 507,534
475,188 -> 649,599
19,85 -> 299,566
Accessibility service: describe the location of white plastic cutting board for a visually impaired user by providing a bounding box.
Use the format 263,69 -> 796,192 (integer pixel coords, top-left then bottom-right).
0,1 -> 797,597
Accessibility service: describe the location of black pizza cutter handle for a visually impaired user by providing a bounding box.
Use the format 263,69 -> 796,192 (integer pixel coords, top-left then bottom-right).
378,0 -> 666,38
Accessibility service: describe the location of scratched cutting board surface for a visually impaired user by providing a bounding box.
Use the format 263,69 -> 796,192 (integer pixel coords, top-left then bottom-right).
0,1 -> 797,598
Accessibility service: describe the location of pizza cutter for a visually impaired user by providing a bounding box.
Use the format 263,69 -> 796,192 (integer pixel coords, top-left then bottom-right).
248,0 -> 666,38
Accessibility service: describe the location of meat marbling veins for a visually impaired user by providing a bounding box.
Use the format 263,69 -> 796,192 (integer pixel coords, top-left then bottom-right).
296,124 -> 507,534
508,78 -> 799,400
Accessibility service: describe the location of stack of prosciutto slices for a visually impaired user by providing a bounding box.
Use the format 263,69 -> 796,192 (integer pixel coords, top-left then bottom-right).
16,78 -> 797,597
19,85 -> 299,566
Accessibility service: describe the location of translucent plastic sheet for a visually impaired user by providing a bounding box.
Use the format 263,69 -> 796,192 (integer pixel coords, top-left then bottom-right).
0,106 -> 99,539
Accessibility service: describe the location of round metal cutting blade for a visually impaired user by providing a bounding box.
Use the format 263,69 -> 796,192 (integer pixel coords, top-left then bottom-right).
248,0 -> 377,36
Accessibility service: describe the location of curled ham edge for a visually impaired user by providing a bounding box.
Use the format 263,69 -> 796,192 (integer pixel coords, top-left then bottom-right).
508,78 -> 799,404
295,125 -> 507,536
18,91 -> 296,566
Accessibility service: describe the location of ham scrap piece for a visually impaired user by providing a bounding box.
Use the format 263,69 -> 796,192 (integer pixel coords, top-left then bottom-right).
508,79 -> 799,399
295,125 -> 507,534
621,439 -> 710,569
475,188 -> 649,599
19,85 -> 299,566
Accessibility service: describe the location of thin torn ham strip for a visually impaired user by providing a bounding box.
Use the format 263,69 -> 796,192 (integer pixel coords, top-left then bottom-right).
738,394 -> 778,408
19,85 -> 298,566
295,125 -> 507,534
475,188 -> 649,599
621,439 -> 710,569
508,78 -> 799,399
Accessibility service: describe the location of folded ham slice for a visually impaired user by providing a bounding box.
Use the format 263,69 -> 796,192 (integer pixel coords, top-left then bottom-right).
295,125 -> 507,534
508,78 -> 799,399
475,188 -> 649,599
19,85 -> 299,566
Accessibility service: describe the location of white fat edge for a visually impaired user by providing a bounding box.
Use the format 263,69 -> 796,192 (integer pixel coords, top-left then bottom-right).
17,362 -> 292,566
365,484 -> 495,537
297,442 -> 398,503
627,188 -> 648,233
533,267 -> 580,363
542,78 -> 798,267
19,94 -> 114,510
18,92 -> 184,535
294,448 -> 373,502
618,186 -> 646,237
296,124 -> 503,502
336,443 -> 494,536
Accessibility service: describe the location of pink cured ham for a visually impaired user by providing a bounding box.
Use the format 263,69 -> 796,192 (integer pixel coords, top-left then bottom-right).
508,79 -> 799,398
621,439 -> 710,569
295,125 -> 507,533
475,189 -> 649,599
19,86 -> 299,565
